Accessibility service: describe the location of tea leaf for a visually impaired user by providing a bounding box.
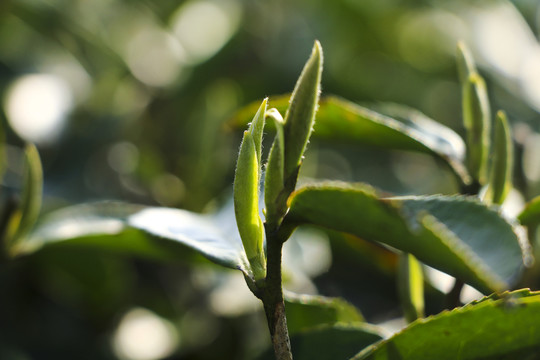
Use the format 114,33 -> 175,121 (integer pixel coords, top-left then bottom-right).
456,41 -> 476,84
284,182 -> 530,293
284,291 -> 364,335
264,108 -> 286,224
234,129 -> 266,280
484,111 -> 513,205
17,202 -> 254,276
282,40 -> 323,180
462,72 -> 491,185
354,289 -> 540,360
398,253 -> 424,323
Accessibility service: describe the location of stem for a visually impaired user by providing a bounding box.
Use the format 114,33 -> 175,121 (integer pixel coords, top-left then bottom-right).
262,225 -> 293,360
0,194 -> 18,261
446,278 -> 464,309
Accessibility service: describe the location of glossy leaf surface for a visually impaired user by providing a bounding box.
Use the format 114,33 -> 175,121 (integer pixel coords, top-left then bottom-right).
18,202 -> 253,276
284,182 -> 529,293
354,289 -> 540,360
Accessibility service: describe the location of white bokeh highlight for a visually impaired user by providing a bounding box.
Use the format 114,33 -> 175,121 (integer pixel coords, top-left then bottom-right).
4,74 -> 73,145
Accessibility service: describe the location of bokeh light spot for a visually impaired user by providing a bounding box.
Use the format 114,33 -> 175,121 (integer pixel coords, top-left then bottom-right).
113,307 -> 179,360
126,28 -> 185,87
4,74 -> 73,145
171,0 -> 241,64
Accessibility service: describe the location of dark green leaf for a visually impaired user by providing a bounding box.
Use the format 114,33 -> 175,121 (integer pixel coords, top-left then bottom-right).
519,196 -> 540,227
284,291 -> 364,335
353,289 -> 540,360
284,182 -> 530,293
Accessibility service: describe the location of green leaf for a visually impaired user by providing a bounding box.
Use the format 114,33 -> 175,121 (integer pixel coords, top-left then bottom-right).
456,41 -> 477,84
398,253 -> 424,323
463,72 -> 491,185
234,120 -> 266,280
282,40 -> 323,180
353,289 -> 540,360
258,323 -> 385,360
17,202 -> 254,277
284,291 -> 364,335
250,98 -> 267,164
484,110 -> 513,205
232,96 -> 468,185
284,182 -> 530,293
7,144 -> 43,253
264,108 -> 286,225
519,196 -> 540,228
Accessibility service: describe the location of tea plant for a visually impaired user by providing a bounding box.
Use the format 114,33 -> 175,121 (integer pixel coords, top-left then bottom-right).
3,41 -> 540,359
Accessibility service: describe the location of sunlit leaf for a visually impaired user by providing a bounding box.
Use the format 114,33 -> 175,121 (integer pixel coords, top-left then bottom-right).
234,103 -> 266,280
284,182 -> 530,293
282,40 -> 323,180
398,253 -> 424,323
17,202 -> 253,277
518,196 -> 540,230
264,108 -> 286,225
353,289 -> 540,360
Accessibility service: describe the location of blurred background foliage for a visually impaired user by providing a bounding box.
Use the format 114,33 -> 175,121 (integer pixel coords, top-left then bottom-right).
2,0 -> 540,359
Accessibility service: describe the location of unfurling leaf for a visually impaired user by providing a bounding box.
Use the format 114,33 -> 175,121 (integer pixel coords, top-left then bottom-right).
234,100 -> 267,280
282,40 -> 323,181
456,41 -> 476,84
462,72 -> 491,186
485,111 -> 513,205
264,108 -> 286,225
